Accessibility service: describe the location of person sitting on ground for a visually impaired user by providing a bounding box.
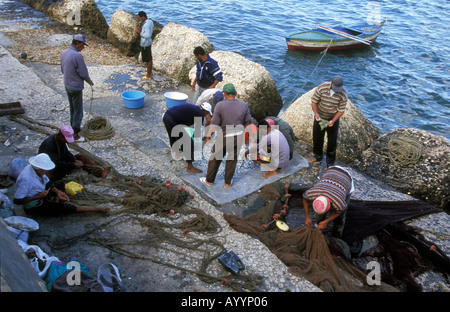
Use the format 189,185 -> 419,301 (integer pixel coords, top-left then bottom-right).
245,119 -> 290,179
38,125 -> 113,182
14,153 -> 110,216
163,102 -> 212,173
265,117 -> 296,160
302,165 -> 354,238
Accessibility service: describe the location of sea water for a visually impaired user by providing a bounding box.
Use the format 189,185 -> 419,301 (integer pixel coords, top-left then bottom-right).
95,0 -> 449,139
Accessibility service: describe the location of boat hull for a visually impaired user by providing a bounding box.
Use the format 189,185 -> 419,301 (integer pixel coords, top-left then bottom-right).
286,34 -> 380,51
286,19 -> 386,51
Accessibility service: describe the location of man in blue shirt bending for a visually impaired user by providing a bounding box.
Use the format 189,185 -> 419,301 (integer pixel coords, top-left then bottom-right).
135,11 -> 154,80
61,34 -> 94,142
191,46 -> 223,104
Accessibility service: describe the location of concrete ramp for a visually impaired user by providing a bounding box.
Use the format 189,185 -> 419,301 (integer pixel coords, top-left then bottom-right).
180,152 -> 308,204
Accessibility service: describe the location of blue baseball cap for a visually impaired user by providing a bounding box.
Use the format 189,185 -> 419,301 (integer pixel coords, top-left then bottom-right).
73,34 -> 89,46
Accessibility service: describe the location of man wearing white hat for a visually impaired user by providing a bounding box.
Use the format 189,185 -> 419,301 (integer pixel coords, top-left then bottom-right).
302,166 -> 354,237
14,153 -> 109,216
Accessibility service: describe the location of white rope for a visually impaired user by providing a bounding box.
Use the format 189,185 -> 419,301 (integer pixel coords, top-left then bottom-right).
285,38 -> 333,109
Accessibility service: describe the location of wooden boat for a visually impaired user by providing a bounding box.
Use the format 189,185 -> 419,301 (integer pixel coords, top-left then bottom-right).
286,18 -> 388,51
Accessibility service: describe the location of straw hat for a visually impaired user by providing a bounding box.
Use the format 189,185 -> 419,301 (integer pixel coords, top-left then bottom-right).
29,153 -> 55,171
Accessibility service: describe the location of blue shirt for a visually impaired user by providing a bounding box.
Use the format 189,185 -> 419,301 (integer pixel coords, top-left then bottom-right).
196,55 -> 223,88
166,104 -> 205,126
61,45 -> 93,91
14,165 -> 50,201
140,19 -> 154,47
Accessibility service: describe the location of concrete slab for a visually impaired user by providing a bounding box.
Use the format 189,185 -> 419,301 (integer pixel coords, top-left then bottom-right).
180,152 -> 308,204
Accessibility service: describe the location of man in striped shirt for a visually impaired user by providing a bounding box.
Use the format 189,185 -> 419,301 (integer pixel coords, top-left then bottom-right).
303,166 -> 354,238
309,75 -> 348,167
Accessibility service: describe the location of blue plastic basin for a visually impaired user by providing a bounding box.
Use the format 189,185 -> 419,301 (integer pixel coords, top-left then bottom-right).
164,92 -> 188,108
121,90 -> 146,109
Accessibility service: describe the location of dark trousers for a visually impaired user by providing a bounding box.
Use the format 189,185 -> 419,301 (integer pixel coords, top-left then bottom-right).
206,135 -> 242,185
65,87 -> 83,134
312,118 -> 340,166
163,113 -> 194,163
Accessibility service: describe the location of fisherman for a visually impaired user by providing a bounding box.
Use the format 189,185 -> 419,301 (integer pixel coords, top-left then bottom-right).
265,117 -> 296,160
38,125 -> 113,182
61,34 -> 94,142
302,166 -> 354,238
195,88 -> 223,114
14,153 -> 110,216
135,11 -> 154,80
191,46 -> 223,104
200,83 -> 252,188
309,75 -> 348,167
163,102 -> 212,173
245,119 -> 290,179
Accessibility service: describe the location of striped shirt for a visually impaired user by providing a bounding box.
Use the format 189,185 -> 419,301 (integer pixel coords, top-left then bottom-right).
311,81 -> 348,120
303,166 -> 353,213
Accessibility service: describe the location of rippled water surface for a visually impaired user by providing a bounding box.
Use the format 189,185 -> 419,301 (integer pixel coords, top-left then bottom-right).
95,0 -> 449,139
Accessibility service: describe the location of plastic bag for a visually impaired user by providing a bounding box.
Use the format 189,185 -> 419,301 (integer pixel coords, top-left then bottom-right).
8,158 -> 26,179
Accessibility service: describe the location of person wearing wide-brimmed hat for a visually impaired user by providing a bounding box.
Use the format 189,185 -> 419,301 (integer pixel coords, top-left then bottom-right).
302,166 -> 354,238
309,75 -> 348,167
14,153 -> 109,216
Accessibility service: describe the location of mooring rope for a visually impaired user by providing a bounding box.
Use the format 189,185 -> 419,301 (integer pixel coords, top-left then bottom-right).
80,86 -> 115,140
285,38 -> 334,109
387,136 -> 425,166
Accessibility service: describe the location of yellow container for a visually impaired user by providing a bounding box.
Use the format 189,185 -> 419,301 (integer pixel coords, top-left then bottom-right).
65,181 -> 84,196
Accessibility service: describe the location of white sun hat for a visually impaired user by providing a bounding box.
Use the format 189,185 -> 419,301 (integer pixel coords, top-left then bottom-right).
29,153 -> 55,171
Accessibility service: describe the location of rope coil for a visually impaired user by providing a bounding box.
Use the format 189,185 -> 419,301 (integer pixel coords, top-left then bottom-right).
81,86 -> 115,140
387,136 -> 425,166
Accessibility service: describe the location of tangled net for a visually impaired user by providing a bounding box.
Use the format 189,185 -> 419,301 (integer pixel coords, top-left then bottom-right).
80,116 -> 115,140
8,114 -> 263,292
387,136 -> 425,166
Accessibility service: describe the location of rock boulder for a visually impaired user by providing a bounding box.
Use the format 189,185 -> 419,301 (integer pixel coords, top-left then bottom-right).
189,51 -> 283,121
107,10 -> 163,57
152,22 -> 213,84
351,128 -> 450,210
280,88 -> 379,164
21,0 -> 109,38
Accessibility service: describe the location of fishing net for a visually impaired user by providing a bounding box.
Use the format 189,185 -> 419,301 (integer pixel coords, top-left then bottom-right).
9,115 -> 264,292
224,182 -> 444,292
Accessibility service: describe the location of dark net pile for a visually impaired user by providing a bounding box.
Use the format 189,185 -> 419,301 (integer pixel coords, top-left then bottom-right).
224,182 -> 447,292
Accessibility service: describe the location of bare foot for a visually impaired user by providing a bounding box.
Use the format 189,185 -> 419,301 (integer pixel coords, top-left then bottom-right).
187,164 -> 203,173
308,157 -> 321,163
101,166 -> 112,178
99,207 -> 111,215
263,171 -> 277,179
187,167 -> 203,173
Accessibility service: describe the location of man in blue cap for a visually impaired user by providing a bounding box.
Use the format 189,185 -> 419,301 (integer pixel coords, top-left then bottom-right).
61,34 -> 94,142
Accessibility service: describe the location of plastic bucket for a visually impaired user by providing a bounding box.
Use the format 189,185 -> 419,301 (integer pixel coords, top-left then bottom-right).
121,90 -> 146,109
164,92 -> 188,108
